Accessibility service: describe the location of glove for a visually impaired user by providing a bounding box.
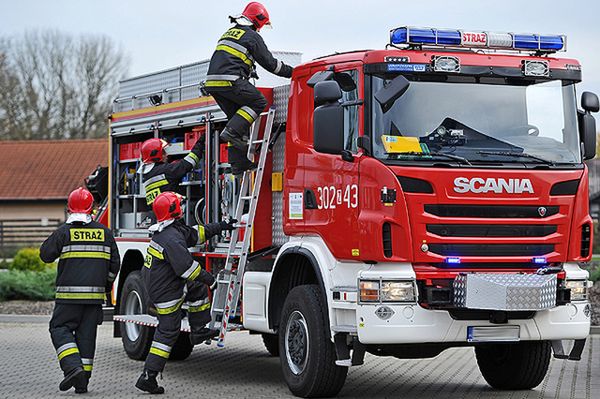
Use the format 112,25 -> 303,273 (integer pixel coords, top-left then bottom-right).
199,269 -> 216,287
219,219 -> 237,231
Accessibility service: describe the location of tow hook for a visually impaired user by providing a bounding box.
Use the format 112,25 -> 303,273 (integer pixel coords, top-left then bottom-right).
536,266 -> 562,275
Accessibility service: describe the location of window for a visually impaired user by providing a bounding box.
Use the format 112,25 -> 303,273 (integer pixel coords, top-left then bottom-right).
341,70 -> 359,152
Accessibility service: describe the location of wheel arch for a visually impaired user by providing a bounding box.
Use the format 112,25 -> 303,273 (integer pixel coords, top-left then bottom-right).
113,247 -> 145,337
267,246 -> 328,331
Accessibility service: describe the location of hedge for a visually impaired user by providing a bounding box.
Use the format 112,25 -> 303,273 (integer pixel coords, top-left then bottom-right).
0,269 -> 56,301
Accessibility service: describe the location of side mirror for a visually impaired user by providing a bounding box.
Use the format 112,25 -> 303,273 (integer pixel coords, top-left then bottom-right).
582,91 -> 600,113
313,82 -> 344,155
374,75 -> 410,113
579,111 -> 597,160
314,80 -> 342,107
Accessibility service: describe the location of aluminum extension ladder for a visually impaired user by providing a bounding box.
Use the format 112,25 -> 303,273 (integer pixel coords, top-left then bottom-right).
209,107 -> 276,347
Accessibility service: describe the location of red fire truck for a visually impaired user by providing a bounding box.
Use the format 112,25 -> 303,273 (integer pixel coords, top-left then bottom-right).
103,28 -> 598,397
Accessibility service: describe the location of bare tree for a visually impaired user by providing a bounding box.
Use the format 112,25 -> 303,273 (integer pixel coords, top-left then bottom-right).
0,30 -> 127,140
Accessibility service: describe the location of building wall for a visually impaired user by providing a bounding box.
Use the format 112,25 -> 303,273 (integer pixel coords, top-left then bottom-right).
0,201 -> 66,221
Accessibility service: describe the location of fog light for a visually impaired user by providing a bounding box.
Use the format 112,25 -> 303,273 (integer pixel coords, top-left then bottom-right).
359,281 -> 380,302
565,280 -> 589,301
380,281 -> 416,302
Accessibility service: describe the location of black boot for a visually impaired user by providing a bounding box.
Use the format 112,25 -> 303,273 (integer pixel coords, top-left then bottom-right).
190,327 -> 219,345
228,146 -> 257,176
135,369 -> 165,394
59,367 -> 85,392
219,128 -> 247,151
74,372 -> 90,394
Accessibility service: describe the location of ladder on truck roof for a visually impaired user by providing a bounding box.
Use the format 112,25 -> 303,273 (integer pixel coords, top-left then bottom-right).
209,107 -> 276,347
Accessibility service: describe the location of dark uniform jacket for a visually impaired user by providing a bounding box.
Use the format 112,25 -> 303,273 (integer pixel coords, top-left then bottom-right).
142,220 -> 223,311
206,24 -> 293,82
40,220 -> 120,304
142,139 -> 203,205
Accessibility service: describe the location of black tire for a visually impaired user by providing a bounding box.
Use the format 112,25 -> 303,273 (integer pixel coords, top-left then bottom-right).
262,333 -> 279,357
475,341 -> 551,390
278,285 -> 347,398
119,271 -> 154,360
169,332 -> 193,361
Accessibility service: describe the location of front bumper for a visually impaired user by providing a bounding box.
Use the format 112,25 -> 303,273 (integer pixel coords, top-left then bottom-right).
355,301 -> 591,344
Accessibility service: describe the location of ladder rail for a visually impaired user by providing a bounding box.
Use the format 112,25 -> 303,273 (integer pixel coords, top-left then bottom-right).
209,108 -> 276,348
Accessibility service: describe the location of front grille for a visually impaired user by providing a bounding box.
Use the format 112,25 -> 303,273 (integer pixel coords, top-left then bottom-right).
425,205 -> 559,219
382,222 -> 392,258
426,224 -> 557,237
428,243 -> 554,257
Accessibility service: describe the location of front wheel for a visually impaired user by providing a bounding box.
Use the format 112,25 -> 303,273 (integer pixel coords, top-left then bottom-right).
119,271 -> 154,360
475,341 -> 551,390
278,285 -> 347,398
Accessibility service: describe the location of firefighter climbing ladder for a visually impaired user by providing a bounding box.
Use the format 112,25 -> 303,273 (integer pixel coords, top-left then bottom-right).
209,107 -> 276,347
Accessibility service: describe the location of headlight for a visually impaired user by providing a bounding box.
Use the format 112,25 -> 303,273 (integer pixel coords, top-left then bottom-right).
359,280 -> 416,303
565,280 -> 590,301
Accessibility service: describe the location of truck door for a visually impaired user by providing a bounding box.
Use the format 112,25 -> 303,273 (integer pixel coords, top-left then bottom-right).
302,64 -> 363,260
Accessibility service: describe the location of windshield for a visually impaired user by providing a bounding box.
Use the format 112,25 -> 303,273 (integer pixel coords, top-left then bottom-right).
371,76 -> 581,165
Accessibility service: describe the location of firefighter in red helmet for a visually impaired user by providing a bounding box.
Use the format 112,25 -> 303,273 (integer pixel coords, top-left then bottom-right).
140,136 -> 204,206
205,2 -> 293,175
41,187 -> 120,394
135,192 -> 236,394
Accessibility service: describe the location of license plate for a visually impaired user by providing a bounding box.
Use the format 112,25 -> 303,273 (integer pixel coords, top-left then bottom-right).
467,326 -> 520,342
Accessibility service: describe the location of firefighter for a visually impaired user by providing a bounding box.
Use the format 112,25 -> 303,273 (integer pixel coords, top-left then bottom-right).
205,2 -> 293,175
40,187 -> 120,394
135,191 -> 236,394
140,137 -> 204,206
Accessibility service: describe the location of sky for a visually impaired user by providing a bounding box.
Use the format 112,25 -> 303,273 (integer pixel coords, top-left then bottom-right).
1,0 -> 599,95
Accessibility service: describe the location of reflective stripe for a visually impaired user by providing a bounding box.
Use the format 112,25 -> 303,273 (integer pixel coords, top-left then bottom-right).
62,245 -> 110,253
56,286 -> 105,293
60,252 -> 111,260
155,297 -> 184,314
274,59 -> 283,74
81,358 -> 93,371
197,225 -> 206,244
151,341 -> 172,353
56,342 -> 78,355
205,74 -> 240,81
181,260 -> 202,280
144,179 -> 169,191
150,241 -> 163,252
240,106 -> 258,120
188,302 -> 211,313
83,365 -> 93,372
81,358 -> 93,365
205,80 -> 232,87
217,39 -> 249,55
215,44 -> 254,66
56,292 -> 106,300
144,174 -> 167,186
236,108 -> 255,123
147,246 -> 164,260
149,347 -> 170,359
186,298 -> 210,307
183,152 -> 200,167
57,343 -> 80,360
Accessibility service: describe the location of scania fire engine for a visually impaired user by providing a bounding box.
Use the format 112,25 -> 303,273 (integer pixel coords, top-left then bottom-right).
96,28 -> 599,397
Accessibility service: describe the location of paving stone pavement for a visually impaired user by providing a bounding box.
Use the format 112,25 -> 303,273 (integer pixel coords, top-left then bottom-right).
0,322 -> 597,398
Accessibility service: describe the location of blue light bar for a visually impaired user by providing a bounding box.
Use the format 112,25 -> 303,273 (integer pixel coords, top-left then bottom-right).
390,26 -> 565,52
532,257 -> 547,264
446,257 -> 461,264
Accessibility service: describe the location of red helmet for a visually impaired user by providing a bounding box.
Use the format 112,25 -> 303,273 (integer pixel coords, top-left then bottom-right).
141,138 -> 168,164
68,187 -> 94,214
242,2 -> 270,31
152,192 -> 183,222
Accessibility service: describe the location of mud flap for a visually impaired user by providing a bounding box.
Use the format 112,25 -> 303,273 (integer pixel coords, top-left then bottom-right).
551,338 -> 586,361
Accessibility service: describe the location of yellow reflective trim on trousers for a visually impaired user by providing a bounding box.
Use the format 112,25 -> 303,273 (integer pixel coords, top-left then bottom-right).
56,292 -> 106,300
215,45 -> 254,66
187,264 -> 202,282
204,80 -> 232,87
188,302 -> 211,313
83,365 -> 93,372
149,347 -> 170,359
147,247 -> 164,260
58,347 -> 79,360
236,108 -> 255,123
145,179 -> 169,191
198,225 -> 206,244
60,252 -> 110,260
155,298 -> 184,315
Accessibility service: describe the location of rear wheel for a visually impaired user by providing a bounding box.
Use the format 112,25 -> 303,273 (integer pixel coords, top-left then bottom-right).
475,341 -> 551,390
279,285 -> 347,397
119,271 -> 153,360
262,333 -> 279,356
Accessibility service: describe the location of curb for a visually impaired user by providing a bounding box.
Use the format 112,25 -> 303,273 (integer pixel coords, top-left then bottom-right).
0,308 -> 114,324
591,326 -> 600,335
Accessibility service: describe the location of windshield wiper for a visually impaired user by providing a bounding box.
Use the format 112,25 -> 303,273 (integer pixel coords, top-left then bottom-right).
477,150 -> 555,165
396,151 -> 472,166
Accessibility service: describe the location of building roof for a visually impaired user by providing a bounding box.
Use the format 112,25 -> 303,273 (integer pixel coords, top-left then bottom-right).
0,139 -> 107,201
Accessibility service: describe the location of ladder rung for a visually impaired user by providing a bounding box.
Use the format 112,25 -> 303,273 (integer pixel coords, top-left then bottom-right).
250,140 -> 265,145
239,196 -> 253,200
